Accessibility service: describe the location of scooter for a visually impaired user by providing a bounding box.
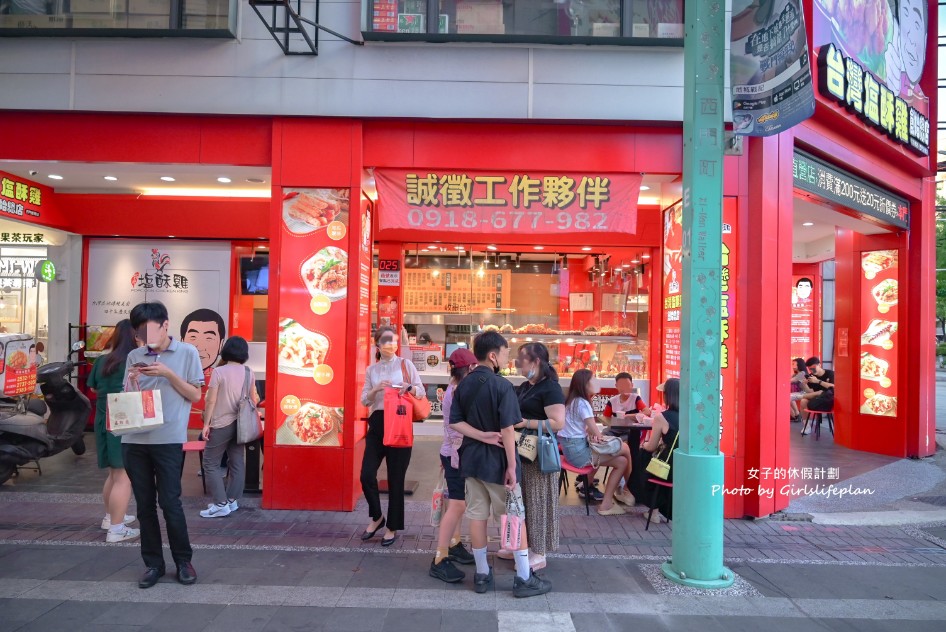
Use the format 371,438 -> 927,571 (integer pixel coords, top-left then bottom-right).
0,342 -> 91,486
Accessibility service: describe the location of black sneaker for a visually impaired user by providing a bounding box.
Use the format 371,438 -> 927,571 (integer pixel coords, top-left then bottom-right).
429,557 -> 465,583
577,484 -> 604,502
473,567 -> 494,593
512,571 -> 552,598
448,542 -> 475,565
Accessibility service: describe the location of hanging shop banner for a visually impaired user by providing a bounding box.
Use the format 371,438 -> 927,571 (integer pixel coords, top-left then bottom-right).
375,169 -> 641,237
275,188 -> 351,447
792,150 -> 909,228
402,268 -> 511,313
661,203 -> 683,382
813,0 -> 930,156
730,0 -> 815,137
790,274 -> 817,361
719,198 -> 738,456
0,171 -> 45,222
858,249 -> 899,417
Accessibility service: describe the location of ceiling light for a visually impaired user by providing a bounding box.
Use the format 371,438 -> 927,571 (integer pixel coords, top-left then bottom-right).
533,245 -> 544,250
217,177 -> 232,184
140,187 -> 270,198
640,185 -> 650,191
246,178 -> 266,184
487,245 -> 497,251
160,176 -> 176,182
581,246 -> 592,251
642,254 -> 651,259
428,244 -> 438,249
103,176 -> 118,181
48,174 -> 63,180
632,259 -> 640,264
621,262 -> 631,268
802,222 -> 814,227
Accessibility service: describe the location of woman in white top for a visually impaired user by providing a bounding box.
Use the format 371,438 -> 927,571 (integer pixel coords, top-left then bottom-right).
199,336 -> 259,518
559,369 -> 634,515
359,326 -> 425,546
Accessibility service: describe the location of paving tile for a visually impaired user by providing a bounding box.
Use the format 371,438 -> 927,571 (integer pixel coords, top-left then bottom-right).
14,600 -> 121,632
90,601 -> 170,626
261,606 -> 334,632
139,603 -> 227,632
323,606 -> 388,632
203,605 -> 278,632
381,608 -> 442,632
0,597 -> 64,632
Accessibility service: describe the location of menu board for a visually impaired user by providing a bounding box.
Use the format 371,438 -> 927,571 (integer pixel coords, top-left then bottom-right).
274,188 -> 351,446
661,204 -> 683,380
790,274 -> 816,360
402,269 -> 511,313
858,250 -> 899,417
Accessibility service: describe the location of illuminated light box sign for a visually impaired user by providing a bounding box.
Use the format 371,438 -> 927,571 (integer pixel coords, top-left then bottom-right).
817,44 -> 930,157
792,150 -> 909,229
375,169 -> 642,237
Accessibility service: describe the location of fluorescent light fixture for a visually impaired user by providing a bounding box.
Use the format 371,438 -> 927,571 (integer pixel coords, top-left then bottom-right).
581,246 -> 592,251
802,222 -> 814,227
642,254 -> 651,259
487,245 -> 497,251
246,178 -> 266,184
428,244 -> 438,249
533,245 -> 544,250
640,185 -> 650,191
103,176 -> 118,181
217,177 -> 232,184
140,187 -> 271,198
160,176 -> 176,182
48,174 -> 63,180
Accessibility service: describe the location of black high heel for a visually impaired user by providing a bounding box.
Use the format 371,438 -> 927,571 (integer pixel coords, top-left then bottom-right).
361,517 -> 386,541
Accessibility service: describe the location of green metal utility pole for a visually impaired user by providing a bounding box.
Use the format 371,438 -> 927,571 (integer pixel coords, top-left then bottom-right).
661,0 -> 734,588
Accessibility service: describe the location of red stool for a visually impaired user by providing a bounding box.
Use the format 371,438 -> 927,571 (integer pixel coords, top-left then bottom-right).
182,440 -> 207,494
644,478 -> 673,531
559,453 -> 597,516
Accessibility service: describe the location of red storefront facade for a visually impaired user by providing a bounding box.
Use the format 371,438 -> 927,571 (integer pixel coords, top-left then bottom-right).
0,1 -> 937,518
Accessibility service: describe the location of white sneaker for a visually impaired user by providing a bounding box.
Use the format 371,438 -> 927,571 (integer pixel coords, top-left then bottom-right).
227,499 -> 239,512
647,511 -> 667,524
200,503 -> 231,518
106,525 -> 140,543
100,514 -> 136,530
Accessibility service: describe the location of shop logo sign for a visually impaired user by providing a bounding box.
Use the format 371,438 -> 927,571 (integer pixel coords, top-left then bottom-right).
817,44 -> 930,156
130,248 -> 189,292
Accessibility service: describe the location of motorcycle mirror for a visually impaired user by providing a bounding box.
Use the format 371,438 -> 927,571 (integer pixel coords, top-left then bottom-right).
71,341 -> 86,352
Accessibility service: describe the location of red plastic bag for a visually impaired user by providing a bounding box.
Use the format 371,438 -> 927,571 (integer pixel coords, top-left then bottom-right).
383,387 -> 413,448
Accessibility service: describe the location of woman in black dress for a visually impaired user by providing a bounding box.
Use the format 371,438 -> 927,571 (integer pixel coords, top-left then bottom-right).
641,377 -> 680,524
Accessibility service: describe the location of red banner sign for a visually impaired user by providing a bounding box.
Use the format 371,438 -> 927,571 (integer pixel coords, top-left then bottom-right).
375,169 -> 641,237
858,250 -> 899,417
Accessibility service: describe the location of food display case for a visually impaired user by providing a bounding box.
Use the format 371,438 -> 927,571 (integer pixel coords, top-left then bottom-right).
395,248 -> 653,418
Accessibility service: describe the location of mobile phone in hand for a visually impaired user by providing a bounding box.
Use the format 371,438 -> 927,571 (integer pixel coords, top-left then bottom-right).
133,361 -> 151,368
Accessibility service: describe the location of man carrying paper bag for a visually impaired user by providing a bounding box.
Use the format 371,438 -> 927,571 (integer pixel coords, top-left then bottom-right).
120,302 -> 204,590
107,389 -> 165,436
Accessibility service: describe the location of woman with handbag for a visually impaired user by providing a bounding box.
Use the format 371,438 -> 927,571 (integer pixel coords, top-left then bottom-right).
641,378 -> 680,525
509,342 -> 566,571
428,348 -> 477,583
87,319 -> 141,542
199,336 -> 259,518
559,369 -> 634,516
359,326 -> 425,546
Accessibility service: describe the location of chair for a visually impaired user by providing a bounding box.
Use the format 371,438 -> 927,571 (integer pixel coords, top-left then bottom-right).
182,440 -> 207,494
559,452 -> 597,516
644,478 -> 673,531
801,409 -> 834,441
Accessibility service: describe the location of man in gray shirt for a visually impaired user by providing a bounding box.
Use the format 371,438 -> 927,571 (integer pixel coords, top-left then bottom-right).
123,301 -> 204,589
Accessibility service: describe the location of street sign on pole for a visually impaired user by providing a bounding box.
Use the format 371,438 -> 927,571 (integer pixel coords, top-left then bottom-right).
661,0 -> 734,588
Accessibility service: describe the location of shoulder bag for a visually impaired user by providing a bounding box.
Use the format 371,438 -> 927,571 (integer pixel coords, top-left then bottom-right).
590,435 -> 623,457
536,419 -> 561,474
400,359 -> 431,421
645,431 -> 678,480
236,366 -> 264,444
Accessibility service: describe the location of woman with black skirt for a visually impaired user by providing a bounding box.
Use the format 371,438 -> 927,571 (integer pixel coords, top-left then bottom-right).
359,326 -> 425,546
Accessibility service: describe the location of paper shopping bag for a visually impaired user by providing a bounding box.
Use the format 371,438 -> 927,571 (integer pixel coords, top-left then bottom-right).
106,390 -> 164,436
383,387 -> 413,448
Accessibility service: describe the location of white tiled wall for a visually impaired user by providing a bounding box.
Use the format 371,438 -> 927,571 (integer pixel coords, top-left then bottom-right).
0,1 -> 734,121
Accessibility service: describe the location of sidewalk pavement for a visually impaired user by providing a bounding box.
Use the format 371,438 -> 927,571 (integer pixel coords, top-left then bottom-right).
2,430 -> 946,630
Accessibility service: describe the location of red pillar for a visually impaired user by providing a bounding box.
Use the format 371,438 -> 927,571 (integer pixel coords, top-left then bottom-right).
739,133 -> 795,517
